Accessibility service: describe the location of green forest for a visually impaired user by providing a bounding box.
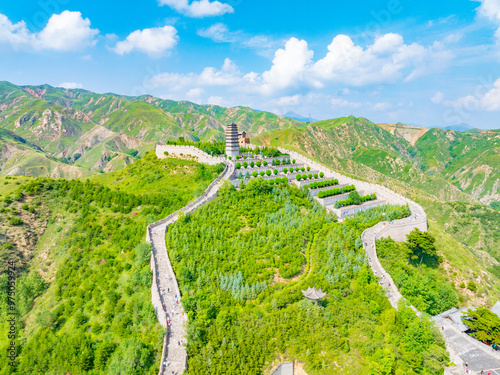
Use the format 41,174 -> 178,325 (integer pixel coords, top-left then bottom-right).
165,179 -> 448,374
377,232 -> 458,315
0,152 -> 222,374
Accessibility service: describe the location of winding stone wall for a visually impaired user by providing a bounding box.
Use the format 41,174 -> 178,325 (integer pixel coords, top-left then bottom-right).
147,162 -> 233,375
156,145 -> 225,165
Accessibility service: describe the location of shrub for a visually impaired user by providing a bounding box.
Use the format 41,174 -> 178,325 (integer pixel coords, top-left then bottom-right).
228,156 -> 232,160
283,168 -> 288,173
467,281 -> 477,292
260,171 -> 265,176
292,159 -> 296,164
21,203 -> 29,210
295,167 -> 300,172
235,155 -> 240,160
235,162 -> 241,169
301,167 -> 305,172
273,169 -> 278,175
243,162 -> 248,168
266,170 -> 272,176
263,161 -> 268,166
8,216 -> 23,226
250,161 -> 255,168
256,161 -> 262,167
126,148 -> 139,157
320,172 -> 324,178
275,159 -> 281,165
269,179 -> 275,185
307,166 -> 311,171
308,174 -> 312,179
281,177 -> 288,183
314,173 -> 318,179
296,174 -> 302,181
252,171 -> 258,178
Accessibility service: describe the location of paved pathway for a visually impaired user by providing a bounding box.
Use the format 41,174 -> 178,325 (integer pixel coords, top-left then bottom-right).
148,163 -> 233,375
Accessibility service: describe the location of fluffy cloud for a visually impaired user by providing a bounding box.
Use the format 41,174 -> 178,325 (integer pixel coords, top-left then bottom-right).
445,78 -> 500,111
477,0 -> 500,39
0,11 -> 98,52
260,38 -> 314,94
149,33 -> 452,98
158,0 -> 233,17
112,26 -> 178,57
58,82 -> 83,89
37,11 -> 98,51
312,33 -> 452,86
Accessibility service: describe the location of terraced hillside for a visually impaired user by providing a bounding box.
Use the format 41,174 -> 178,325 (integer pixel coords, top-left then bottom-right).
253,116 -> 500,305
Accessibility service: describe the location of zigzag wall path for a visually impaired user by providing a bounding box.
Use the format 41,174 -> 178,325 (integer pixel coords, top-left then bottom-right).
148,145 -> 500,374
146,155 -> 233,375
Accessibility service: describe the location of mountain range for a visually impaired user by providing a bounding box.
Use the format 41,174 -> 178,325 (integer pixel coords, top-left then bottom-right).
0,81 -> 302,176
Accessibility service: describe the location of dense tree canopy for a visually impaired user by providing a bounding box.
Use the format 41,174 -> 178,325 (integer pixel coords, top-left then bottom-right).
165,180 -> 447,374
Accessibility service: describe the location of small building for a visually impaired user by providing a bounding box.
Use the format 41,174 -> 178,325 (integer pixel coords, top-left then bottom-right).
225,123 -> 239,158
238,131 -> 250,148
302,287 -> 326,300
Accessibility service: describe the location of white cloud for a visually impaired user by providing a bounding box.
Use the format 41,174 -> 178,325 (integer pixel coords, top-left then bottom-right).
312,33 -> 452,86
158,0 -> 233,17
150,58 -> 256,90
477,0 -> 500,39
445,78 -> 500,111
431,91 -> 444,104
371,102 -> 392,111
112,26 -> 178,57
149,34 -> 453,98
197,23 -> 235,42
0,11 -> 98,52
260,38 -> 314,94
331,98 -> 362,109
58,82 -> 83,89
197,23 -> 281,57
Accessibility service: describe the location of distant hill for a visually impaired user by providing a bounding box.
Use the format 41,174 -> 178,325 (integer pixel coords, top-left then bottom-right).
0,81 -> 303,176
443,123 -> 478,132
283,111 -> 318,123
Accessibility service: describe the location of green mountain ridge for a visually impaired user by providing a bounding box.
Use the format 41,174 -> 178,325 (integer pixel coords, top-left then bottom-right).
0,81 -> 303,177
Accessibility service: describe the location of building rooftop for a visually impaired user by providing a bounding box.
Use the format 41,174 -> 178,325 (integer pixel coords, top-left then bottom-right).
302,287 -> 326,300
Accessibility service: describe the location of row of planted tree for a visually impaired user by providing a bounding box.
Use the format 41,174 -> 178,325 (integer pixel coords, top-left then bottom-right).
234,159 -> 298,169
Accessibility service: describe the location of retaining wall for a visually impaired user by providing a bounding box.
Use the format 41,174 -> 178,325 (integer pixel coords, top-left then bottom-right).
156,145 -> 225,165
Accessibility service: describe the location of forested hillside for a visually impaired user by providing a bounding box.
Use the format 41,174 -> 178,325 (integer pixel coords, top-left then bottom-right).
0,81 -> 302,177
166,179 -> 447,374
0,152 -> 222,374
253,117 -> 500,306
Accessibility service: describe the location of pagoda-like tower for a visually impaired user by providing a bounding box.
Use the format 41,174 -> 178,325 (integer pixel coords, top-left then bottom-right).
225,123 -> 239,158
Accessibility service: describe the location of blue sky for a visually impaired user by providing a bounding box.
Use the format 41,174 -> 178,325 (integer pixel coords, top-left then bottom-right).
1,0 -> 500,129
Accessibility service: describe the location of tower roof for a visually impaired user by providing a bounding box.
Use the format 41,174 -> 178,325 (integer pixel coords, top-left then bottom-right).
301,287 -> 326,300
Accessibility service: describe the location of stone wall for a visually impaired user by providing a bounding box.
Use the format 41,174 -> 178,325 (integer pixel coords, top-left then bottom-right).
146,161 -> 234,375
156,145 -> 225,165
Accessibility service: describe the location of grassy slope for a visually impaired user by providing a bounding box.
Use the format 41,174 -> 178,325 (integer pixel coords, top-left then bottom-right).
0,153 -> 221,374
